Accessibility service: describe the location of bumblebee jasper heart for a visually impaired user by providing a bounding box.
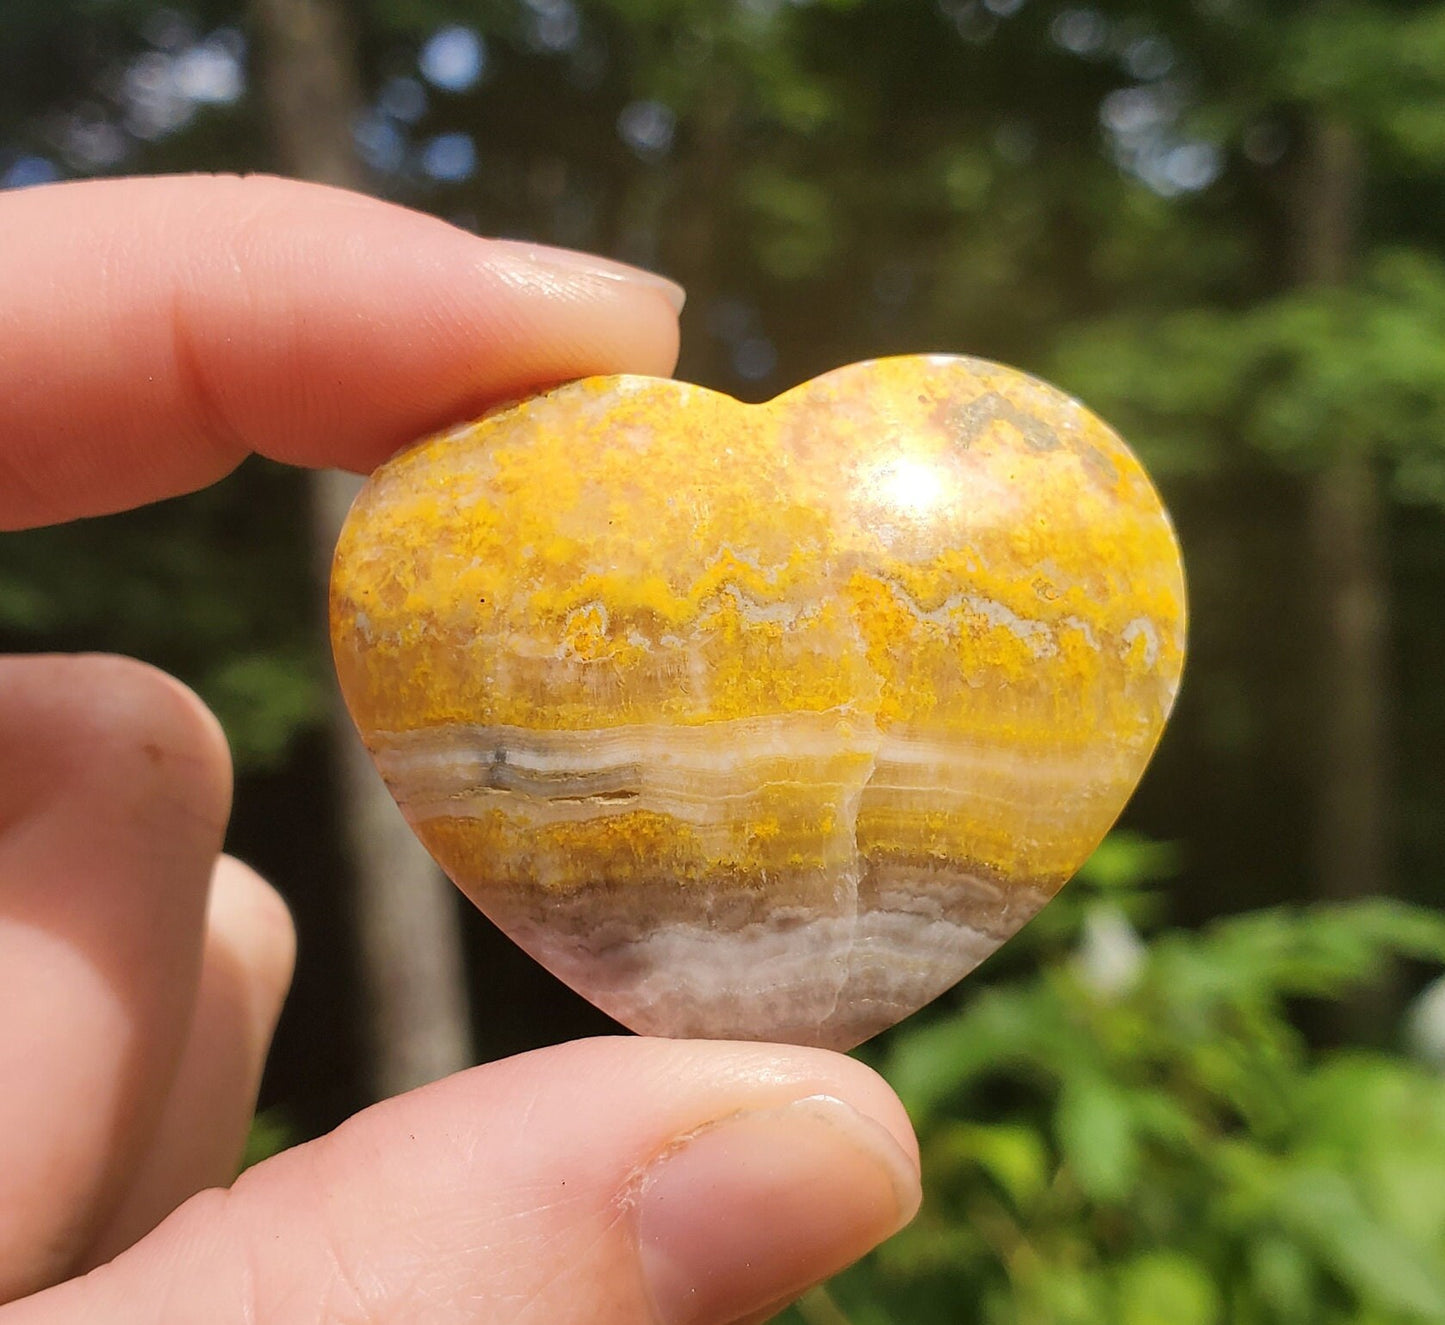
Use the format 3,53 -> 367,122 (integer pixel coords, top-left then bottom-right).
330,355 -> 1186,1049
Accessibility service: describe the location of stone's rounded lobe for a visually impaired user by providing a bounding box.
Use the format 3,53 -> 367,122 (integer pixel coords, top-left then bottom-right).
330,355 -> 1187,1049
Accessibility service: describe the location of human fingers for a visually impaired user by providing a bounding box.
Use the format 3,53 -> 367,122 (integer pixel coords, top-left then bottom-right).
0,173 -> 683,530
6,1038 -> 920,1325
0,655 -> 231,1302
78,856 -> 296,1269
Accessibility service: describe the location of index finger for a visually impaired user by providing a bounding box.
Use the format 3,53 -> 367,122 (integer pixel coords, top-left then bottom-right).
0,174 -> 684,530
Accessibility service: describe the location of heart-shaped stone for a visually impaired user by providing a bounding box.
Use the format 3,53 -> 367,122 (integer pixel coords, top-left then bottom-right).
330,355 -> 1185,1049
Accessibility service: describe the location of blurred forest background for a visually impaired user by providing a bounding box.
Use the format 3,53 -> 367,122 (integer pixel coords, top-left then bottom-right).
6,0 -> 1445,1320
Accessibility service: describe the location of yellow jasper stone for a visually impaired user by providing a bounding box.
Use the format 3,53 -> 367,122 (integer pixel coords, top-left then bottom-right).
330,354 -> 1186,1049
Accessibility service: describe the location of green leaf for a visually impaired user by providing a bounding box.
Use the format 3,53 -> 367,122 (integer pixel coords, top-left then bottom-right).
885,983 -> 1076,1119
241,1108 -> 297,1172
1056,1076 -> 1140,1205
1248,1234 -> 1318,1322
1077,832 -> 1184,892
932,1121 -> 1051,1209
202,649 -> 327,772
1273,1168 -> 1445,1318
1116,1251 -> 1222,1325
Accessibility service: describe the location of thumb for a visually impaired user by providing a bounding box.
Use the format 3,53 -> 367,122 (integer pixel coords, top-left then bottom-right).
4,1038 -> 920,1325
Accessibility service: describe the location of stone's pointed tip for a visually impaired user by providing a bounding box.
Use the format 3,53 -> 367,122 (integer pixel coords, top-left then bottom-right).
332,353 -> 1186,1046
485,874 -> 1050,1050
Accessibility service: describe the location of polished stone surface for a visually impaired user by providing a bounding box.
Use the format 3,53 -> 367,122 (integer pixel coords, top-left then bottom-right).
330,355 -> 1186,1048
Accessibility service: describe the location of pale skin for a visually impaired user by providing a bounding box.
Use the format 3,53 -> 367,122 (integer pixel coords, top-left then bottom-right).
0,175 -> 921,1325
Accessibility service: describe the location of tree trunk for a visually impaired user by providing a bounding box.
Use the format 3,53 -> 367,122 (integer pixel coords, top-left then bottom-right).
1294,116 -> 1394,1034
249,0 -> 474,1097
1308,449 -> 1388,910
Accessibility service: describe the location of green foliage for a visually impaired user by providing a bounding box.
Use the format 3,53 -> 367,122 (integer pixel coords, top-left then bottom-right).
1282,6 -> 1445,164
738,163 -> 840,280
241,1108 -> 298,1171
1055,250 -> 1445,493
0,464 -> 328,772
782,847 -> 1445,1325
206,648 -> 327,769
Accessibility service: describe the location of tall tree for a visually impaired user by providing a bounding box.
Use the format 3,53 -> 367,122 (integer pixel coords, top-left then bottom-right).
1295,114 -> 1394,1032
1044,1 -> 1445,974
250,0 -> 473,1098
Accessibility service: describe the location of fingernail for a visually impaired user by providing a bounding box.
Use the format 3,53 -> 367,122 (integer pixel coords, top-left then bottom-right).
635,1095 -> 921,1325
487,238 -> 687,314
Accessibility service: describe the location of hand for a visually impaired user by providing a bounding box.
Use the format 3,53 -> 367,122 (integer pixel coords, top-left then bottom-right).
0,175 -> 921,1325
